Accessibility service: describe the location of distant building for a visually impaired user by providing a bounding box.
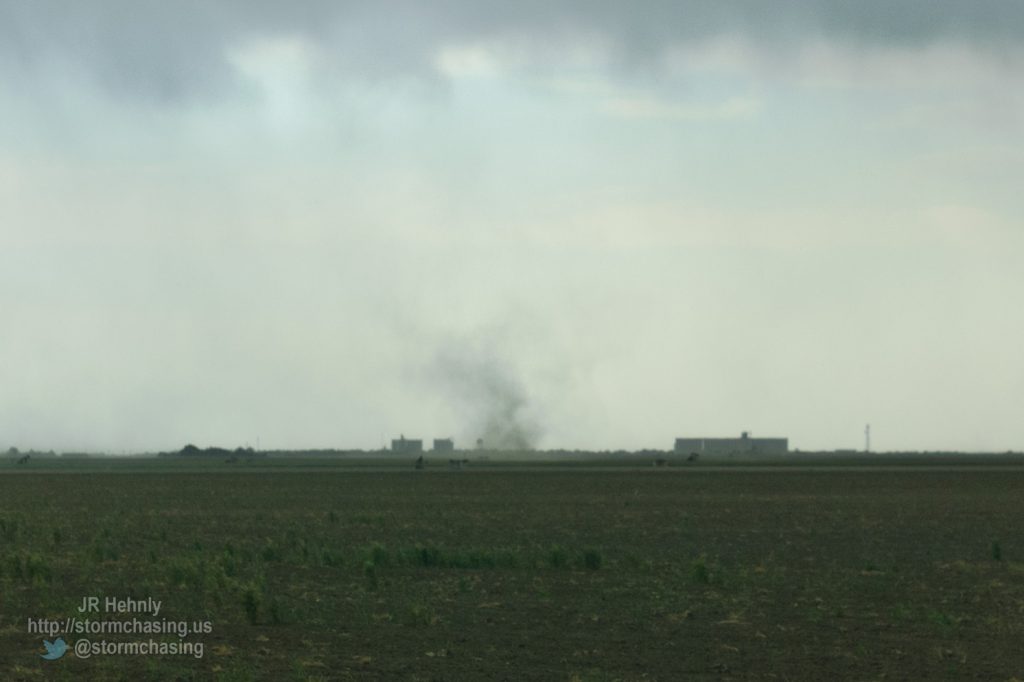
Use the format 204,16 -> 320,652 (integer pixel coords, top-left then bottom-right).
674,432 -> 788,456
391,436 -> 423,453
433,438 -> 455,453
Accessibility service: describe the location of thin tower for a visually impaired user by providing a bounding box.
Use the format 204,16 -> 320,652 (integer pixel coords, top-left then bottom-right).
865,424 -> 871,453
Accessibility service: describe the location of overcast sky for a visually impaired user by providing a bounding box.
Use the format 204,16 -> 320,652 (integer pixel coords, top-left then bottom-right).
1,2 -> 1022,453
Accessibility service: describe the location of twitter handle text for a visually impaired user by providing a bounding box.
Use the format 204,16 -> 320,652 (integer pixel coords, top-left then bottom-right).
74,638 -> 204,659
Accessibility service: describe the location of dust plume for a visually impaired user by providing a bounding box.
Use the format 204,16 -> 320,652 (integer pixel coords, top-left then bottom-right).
431,342 -> 542,451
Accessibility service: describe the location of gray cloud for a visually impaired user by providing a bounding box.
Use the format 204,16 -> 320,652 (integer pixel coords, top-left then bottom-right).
2,1 -> 1022,454
2,1 -> 1021,101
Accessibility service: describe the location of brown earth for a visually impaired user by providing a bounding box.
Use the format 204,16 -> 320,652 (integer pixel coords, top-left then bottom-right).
1,467 -> 1023,680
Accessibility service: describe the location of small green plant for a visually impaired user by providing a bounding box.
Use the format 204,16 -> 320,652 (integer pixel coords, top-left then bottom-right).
926,610 -> 954,628
622,552 -> 653,572
405,603 -> 436,627
268,598 -> 288,625
285,527 -> 300,548
691,555 -> 710,584
368,543 -> 390,567
991,540 -> 1002,561
548,545 -> 568,568
462,549 -> 497,568
242,584 -> 262,624
890,603 -> 914,621
219,551 -> 239,577
168,557 -> 207,589
495,549 -> 520,568
363,560 -> 378,591
28,554 -> 52,583
409,545 -> 442,567
0,514 -> 23,543
91,541 -> 119,563
260,541 -> 282,562
320,548 -> 342,568
7,552 -> 52,583
582,549 -> 603,570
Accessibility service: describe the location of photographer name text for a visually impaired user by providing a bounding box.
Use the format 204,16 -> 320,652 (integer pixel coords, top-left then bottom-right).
78,597 -> 162,616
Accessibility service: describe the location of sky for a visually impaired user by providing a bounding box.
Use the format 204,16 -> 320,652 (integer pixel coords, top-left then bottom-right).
1,1 -> 1022,453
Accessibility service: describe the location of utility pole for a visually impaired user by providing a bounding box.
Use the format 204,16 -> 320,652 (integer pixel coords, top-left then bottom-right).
865,424 -> 871,453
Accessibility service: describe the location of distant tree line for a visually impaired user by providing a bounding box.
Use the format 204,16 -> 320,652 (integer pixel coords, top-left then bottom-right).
158,444 -> 264,458
5,447 -> 58,458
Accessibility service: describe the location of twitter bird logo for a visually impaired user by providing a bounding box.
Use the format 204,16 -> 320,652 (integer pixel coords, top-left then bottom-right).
40,637 -> 68,660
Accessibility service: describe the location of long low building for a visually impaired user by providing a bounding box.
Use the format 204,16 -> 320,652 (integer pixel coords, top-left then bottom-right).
674,432 -> 788,456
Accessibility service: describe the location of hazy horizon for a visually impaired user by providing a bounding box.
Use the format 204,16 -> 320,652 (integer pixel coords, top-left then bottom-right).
2,2 -> 1022,453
